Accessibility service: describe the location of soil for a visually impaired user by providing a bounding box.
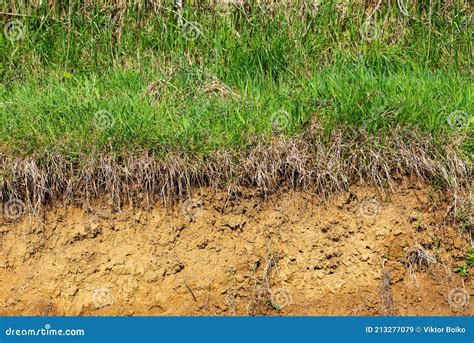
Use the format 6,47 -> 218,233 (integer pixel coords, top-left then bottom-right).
0,180 -> 472,316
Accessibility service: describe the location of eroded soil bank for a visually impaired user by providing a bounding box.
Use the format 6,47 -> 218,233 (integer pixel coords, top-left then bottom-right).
0,181 -> 472,316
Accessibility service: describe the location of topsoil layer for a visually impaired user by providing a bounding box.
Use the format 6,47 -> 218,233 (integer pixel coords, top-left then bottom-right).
0,181 -> 472,316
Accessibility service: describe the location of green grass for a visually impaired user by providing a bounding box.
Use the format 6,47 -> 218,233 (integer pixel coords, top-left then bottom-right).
1,0 -> 473,160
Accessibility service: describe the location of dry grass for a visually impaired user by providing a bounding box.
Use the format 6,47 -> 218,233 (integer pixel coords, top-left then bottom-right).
405,244 -> 438,285
405,245 -> 438,271
247,253 -> 277,315
1,126 -> 471,214
4,0 -> 466,15
201,75 -> 240,99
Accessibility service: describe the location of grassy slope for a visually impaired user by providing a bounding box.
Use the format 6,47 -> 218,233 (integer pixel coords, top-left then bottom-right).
1,1 -> 472,161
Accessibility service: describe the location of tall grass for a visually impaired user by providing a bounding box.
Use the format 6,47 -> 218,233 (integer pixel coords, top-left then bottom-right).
2,0 -> 472,72
1,0 -> 472,158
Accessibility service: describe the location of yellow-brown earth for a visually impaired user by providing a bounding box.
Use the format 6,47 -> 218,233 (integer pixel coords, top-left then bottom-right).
1,181 -> 472,316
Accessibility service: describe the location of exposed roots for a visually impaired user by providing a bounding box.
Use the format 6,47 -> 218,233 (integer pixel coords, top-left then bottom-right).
405,244 -> 438,285
247,254 -> 277,316
1,127 -> 471,213
380,260 -> 396,316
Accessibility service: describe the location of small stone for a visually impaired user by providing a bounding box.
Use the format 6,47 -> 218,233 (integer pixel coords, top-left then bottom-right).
393,229 -> 403,236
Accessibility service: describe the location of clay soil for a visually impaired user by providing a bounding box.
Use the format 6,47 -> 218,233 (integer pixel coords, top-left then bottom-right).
0,181 -> 472,316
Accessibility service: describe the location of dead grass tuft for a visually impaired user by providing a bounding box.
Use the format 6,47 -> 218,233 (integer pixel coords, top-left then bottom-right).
1,127 -> 471,215
202,75 -> 241,99
405,244 -> 438,285
405,245 -> 438,271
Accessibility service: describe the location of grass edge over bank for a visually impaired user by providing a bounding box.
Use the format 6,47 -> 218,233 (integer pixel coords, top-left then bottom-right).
1,125 -> 471,212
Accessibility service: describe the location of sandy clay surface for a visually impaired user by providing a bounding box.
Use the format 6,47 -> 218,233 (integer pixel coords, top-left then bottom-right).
1,181 -> 472,316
